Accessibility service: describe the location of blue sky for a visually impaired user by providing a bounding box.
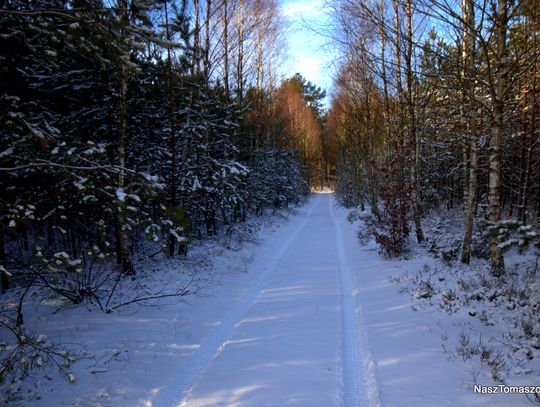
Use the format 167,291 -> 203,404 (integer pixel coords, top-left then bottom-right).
281,0 -> 336,106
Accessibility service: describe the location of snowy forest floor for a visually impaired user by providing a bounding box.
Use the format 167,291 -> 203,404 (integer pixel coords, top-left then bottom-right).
4,193 -> 539,406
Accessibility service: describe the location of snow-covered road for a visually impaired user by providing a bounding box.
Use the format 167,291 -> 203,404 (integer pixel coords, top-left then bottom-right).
27,194 -> 523,406
155,194 -> 378,407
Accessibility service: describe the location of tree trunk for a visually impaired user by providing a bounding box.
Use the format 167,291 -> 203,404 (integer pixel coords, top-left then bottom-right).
193,0 -> 201,75
165,0 -> 177,206
116,2 -> 134,275
405,0 -> 424,243
488,0 -> 508,277
460,112 -> 478,264
236,0 -> 244,100
165,0 -> 178,257
462,145 -> 470,204
203,0 -> 211,82
393,0 -> 408,237
489,106 -> 505,276
518,19 -> 536,224
223,0 -> 229,96
379,2 -> 392,161
460,0 -> 477,264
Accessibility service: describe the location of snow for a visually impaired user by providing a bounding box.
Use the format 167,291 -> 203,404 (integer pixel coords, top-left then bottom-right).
154,197 -> 321,406
7,194 -> 537,406
53,251 -> 70,259
348,206 -> 540,406
0,147 -> 13,158
329,199 -> 380,407
128,194 -> 141,203
116,187 -> 127,202
170,229 -> 187,243
0,266 -> 12,278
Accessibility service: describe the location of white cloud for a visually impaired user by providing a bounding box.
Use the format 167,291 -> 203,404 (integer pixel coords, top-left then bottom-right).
282,0 -> 326,19
294,55 -> 322,81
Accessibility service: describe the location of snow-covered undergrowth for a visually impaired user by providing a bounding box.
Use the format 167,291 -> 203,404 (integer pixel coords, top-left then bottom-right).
0,205 -> 301,406
356,206 -> 540,405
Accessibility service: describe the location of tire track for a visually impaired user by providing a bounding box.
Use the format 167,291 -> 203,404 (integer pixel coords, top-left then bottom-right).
152,195 -> 321,407
329,195 -> 381,407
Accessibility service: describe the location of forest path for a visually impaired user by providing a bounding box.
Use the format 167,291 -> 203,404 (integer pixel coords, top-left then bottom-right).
155,193 -> 377,407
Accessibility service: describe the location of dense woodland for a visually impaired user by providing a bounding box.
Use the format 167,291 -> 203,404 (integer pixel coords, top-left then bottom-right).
328,0 -> 540,272
0,0 -> 331,282
0,0 -> 328,391
1,0 -> 540,401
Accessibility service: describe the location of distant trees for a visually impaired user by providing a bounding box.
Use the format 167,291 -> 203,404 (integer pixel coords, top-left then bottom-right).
329,0 -> 540,273
273,74 -> 326,187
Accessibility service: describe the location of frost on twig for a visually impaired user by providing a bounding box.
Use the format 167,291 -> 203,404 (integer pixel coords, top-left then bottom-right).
0,317 -> 77,403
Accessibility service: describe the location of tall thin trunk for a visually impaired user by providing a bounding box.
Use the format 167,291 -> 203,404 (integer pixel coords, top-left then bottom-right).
462,147 -> 470,203
393,0 -> 408,237
193,0 -> 200,75
379,2 -> 391,160
118,72 -> 131,273
165,0 -> 178,257
488,0 -> 508,277
405,0 -> 424,242
534,13 -> 540,219
393,0 -> 403,105
165,1 -> 176,205
254,4 -> 264,150
203,0 -> 211,82
117,1 -> 134,275
461,7 -> 470,206
518,16 -> 536,224
361,40 -> 380,218
461,115 -> 478,263
461,0 -> 478,264
236,0 -> 244,100
527,26 -> 537,219
223,0 -> 229,96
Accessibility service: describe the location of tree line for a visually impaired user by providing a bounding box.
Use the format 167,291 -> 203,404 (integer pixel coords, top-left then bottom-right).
0,0 -> 329,282
0,0 -> 327,391
328,0 -> 539,274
